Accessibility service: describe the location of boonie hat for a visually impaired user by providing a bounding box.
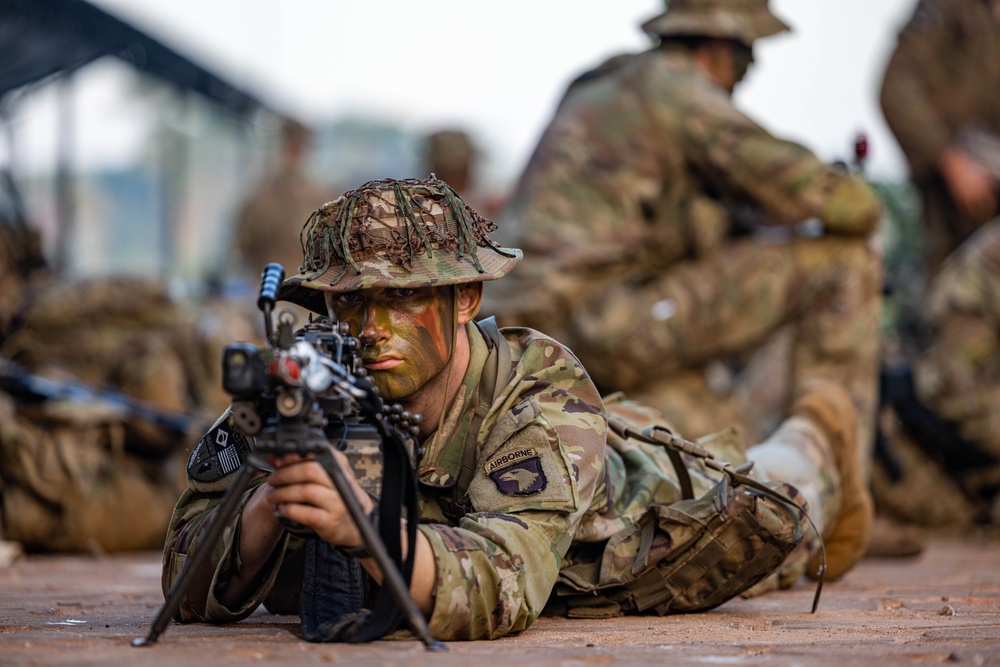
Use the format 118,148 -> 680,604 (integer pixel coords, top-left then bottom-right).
278,176 -> 521,315
642,0 -> 790,47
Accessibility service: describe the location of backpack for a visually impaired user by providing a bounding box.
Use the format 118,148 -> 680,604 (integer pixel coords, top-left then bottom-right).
471,320 -> 819,618
548,406 -> 813,617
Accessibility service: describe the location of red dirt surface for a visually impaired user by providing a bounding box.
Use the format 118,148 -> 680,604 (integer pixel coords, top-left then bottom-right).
1,535 -> 998,666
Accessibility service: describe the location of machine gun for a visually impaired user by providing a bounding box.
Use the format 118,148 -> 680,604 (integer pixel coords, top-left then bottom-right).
134,263 -> 445,650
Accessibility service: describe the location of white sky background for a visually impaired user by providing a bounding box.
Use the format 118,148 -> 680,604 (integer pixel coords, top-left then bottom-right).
30,0 -> 920,186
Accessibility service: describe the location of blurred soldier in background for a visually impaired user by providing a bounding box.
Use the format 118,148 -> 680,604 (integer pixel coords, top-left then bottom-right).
877,221 -> 1000,528
0,179 -> 243,557
423,129 -> 504,219
876,0 -> 1000,531
233,118 -> 330,282
880,0 -> 1000,279
490,0 -> 883,490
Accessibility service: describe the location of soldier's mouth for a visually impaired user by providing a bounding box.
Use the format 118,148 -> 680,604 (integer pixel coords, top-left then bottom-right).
362,356 -> 403,371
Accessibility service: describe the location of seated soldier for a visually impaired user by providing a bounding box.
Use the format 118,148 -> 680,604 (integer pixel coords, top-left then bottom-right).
162,177 -> 873,641
488,0 -> 882,481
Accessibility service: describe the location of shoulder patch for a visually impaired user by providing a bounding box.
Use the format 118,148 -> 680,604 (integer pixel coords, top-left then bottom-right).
187,409 -> 254,484
489,457 -> 547,495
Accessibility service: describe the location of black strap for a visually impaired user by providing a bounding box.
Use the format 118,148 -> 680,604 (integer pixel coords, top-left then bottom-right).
302,392 -> 422,643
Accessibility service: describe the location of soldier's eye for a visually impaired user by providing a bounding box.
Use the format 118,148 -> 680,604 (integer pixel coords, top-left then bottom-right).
336,292 -> 363,305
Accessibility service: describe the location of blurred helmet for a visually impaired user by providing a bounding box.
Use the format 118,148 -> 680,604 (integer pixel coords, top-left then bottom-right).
426,130 -> 476,177
642,0 -> 790,47
278,176 -> 521,314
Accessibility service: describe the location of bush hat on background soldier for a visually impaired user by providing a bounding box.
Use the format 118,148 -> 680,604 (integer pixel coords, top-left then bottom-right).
489,0 -> 882,488
642,0 -> 790,47
162,177 -> 871,641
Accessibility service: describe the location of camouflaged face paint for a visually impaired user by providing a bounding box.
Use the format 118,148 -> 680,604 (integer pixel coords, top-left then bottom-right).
327,286 -> 456,401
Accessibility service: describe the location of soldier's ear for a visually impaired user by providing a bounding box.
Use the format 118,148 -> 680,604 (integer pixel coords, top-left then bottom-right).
455,282 -> 484,325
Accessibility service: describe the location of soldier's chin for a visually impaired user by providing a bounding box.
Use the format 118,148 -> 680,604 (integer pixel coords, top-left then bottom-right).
367,371 -> 418,403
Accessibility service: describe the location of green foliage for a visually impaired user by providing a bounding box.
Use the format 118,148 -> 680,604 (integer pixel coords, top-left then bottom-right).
870,179 -> 924,354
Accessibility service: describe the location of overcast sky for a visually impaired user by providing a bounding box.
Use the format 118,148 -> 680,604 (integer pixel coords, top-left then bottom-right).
31,0 -> 921,184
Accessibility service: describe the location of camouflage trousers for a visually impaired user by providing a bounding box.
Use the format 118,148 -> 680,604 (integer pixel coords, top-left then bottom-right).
561,234 -> 882,482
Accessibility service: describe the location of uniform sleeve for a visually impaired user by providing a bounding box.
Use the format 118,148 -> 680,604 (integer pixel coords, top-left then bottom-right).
161,472 -> 293,623
421,336 -> 607,640
879,0 -> 955,178
670,80 -> 880,235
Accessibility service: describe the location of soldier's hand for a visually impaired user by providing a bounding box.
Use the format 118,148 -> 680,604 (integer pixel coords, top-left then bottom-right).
940,147 -> 999,222
265,451 -> 374,549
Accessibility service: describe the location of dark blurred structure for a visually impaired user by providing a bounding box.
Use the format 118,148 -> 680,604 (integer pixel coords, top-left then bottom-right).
0,0 -> 261,109
0,0 -> 272,281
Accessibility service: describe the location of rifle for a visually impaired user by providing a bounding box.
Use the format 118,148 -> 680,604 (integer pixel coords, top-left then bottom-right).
0,357 -> 193,438
133,263 -> 445,651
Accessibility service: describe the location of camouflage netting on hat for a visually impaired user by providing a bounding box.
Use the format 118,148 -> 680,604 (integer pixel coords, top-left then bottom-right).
279,177 -> 521,313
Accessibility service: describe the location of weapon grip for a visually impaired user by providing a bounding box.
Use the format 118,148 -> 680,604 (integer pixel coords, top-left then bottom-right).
257,263 -> 285,312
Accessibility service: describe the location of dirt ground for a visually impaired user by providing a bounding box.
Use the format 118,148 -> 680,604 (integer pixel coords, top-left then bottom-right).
1,534 -> 998,667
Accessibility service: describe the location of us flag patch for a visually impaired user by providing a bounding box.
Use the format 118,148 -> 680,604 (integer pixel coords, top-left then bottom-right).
187,410 -> 253,483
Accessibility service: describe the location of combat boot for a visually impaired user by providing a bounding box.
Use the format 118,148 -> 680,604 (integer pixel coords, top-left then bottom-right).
791,380 -> 874,581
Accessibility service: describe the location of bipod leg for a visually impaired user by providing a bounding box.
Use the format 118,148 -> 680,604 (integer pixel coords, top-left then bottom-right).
133,464 -> 258,646
316,449 -> 446,651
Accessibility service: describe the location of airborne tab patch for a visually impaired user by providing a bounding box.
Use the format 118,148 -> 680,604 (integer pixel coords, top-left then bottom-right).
484,447 -> 539,475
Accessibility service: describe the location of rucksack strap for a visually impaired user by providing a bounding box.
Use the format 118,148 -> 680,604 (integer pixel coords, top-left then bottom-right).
609,416 -> 827,612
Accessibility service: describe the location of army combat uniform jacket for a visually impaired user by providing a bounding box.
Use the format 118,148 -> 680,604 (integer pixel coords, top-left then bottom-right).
488,44 -> 882,456
494,44 -> 877,283
163,323 -> 742,640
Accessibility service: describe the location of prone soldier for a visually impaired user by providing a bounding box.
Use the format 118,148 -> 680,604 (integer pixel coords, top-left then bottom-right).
161,176 -> 873,641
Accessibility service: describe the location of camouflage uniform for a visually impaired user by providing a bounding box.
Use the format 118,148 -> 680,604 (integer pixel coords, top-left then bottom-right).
162,177 -> 856,641
490,2 -> 882,468
880,0 -> 1000,275
164,319 -> 846,639
875,219 -> 1000,526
